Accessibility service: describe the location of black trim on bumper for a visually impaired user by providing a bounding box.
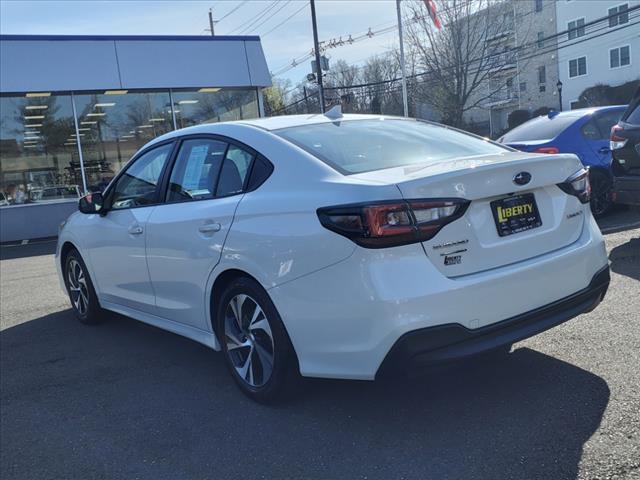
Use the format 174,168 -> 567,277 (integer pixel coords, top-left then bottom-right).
613,175 -> 640,206
376,266 -> 610,377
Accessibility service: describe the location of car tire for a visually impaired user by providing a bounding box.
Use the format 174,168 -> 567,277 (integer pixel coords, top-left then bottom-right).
589,169 -> 613,217
63,248 -> 105,325
216,277 -> 296,403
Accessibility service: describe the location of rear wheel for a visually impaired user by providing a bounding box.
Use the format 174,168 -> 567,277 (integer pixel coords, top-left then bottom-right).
64,249 -> 104,324
217,277 -> 295,402
589,169 -> 613,217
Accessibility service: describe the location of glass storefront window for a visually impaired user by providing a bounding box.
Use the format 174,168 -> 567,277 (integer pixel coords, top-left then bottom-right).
0,93 -> 82,206
72,90 -> 173,191
0,88 -> 260,205
172,88 -> 259,129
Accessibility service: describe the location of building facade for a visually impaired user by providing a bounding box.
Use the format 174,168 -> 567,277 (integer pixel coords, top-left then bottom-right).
555,0 -> 640,110
464,0 -> 560,136
0,35 -> 271,243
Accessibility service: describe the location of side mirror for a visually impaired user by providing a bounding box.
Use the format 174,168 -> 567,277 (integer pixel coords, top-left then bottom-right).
78,192 -> 104,214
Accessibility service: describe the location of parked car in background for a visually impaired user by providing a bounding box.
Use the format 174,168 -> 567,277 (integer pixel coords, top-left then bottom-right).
28,185 -> 80,203
610,89 -> 640,206
57,113 -> 610,402
499,106 -> 627,216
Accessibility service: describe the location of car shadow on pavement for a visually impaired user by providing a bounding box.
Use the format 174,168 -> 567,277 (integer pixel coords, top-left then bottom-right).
609,236 -> 640,282
1,310 -> 609,480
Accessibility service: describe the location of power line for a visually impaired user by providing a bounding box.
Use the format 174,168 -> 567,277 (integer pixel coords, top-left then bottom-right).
262,2 -> 309,37
238,1 -> 282,34
217,0 -> 249,23
228,0 -> 278,34
245,0 -> 293,34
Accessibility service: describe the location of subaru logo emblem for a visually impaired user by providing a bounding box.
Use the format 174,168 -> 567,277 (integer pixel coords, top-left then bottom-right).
513,172 -> 531,186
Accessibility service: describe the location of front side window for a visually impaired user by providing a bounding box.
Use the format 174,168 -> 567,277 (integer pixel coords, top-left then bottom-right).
610,45 -> 631,68
568,18 -> 585,39
609,3 -> 629,27
110,143 -> 173,210
277,119 -> 508,175
569,57 -> 587,77
166,139 -> 227,202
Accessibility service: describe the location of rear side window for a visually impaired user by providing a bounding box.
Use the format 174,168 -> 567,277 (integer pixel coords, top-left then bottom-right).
625,104 -> 640,124
502,115 -> 578,143
276,119 -> 507,175
167,139 -> 227,202
216,145 -> 254,196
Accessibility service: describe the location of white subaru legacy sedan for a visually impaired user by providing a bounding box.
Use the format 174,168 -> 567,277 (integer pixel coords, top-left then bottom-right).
56,112 -> 610,401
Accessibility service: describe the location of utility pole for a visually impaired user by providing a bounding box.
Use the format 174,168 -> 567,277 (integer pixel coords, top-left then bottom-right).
208,8 -> 215,36
309,0 -> 325,113
396,0 -> 409,117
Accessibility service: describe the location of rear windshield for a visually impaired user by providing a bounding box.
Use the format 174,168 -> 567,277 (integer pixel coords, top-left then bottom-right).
275,119 -> 508,174
501,115 -> 578,143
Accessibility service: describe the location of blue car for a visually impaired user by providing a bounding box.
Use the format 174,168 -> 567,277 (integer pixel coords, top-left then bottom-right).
499,105 -> 627,216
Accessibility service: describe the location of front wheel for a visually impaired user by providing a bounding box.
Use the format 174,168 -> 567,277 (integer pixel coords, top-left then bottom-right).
589,170 -> 613,217
64,249 -> 104,324
217,277 -> 296,403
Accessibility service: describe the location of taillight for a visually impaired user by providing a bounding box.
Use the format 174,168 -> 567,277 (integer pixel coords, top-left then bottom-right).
557,168 -> 590,204
317,199 -> 469,248
534,146 -> 560,154
610,125 -> 628,150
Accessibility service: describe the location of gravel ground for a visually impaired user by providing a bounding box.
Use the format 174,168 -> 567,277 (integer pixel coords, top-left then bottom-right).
1,211 -> 639,480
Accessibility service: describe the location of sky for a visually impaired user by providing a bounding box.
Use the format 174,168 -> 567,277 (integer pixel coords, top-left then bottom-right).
0,0 -> 403,86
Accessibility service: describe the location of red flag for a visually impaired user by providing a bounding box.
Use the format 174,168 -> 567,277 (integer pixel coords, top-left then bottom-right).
424,0 -> 442,29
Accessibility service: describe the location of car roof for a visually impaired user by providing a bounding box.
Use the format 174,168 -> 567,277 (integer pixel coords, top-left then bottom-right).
145,113 -> 405,148
552,105 -> 627,118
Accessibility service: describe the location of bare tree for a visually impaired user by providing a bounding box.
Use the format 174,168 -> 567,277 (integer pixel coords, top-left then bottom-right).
405,0 -> 524,127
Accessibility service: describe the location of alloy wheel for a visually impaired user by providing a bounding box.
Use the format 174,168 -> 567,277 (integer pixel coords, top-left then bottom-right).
224,294 -> 275,388
67,258 -> 89,316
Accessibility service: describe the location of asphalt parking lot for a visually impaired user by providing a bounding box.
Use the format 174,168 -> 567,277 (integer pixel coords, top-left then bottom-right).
1,208 -> 639,480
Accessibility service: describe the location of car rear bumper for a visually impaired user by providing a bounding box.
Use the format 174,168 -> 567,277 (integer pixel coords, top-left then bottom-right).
612,175 -> 640,206
376,265 -> 609,377
270,214 -> 609,380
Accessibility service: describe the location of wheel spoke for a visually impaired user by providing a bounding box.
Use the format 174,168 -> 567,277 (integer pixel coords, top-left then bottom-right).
250,317 -> 273,344
253,341 -> 273,381
236,346 -> 253,381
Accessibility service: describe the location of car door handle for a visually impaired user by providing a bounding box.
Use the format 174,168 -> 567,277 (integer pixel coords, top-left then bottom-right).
598,146 -> 611,154
128,225 -> 143,235
198,223 -> 221,233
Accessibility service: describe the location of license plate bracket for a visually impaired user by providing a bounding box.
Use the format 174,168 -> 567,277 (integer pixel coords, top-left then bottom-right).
490,193 -> 542,237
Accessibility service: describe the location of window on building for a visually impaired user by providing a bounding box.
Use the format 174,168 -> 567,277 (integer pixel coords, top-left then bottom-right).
72,90 -> 174,191
520,82 -> 527,92
166,139 -> 228,203
568,18 -> 586,40
569,57 -> 587,77
538,66 -> 546,84
610,45 -> 631,68
171,88 -> 259,130
534,0 -> 543,13
609,3 -> 629,27
537,32 -> 545,48
0,93 -> 82,206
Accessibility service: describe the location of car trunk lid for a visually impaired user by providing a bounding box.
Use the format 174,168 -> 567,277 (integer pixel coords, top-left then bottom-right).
351,152 -> 586,277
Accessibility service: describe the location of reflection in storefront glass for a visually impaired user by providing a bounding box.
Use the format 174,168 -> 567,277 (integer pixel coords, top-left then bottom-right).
172,88 -> 258,129
0,87 -> 259,204
0,94 -> 82,205
72,90 -> 173,191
